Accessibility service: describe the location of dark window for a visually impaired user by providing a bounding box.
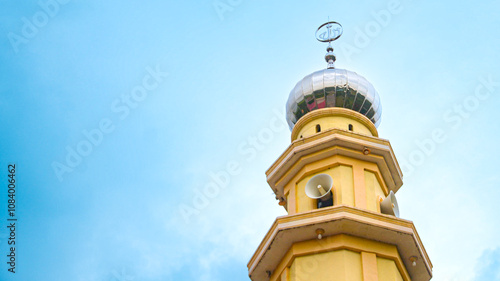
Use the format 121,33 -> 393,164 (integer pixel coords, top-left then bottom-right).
317,193 -> 333,208
348,124 -> 353,131
316,124 -> 321,133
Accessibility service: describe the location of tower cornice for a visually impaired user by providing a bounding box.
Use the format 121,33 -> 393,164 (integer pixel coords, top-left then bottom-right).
266,127 -> 403,202
248,205 -> 432,281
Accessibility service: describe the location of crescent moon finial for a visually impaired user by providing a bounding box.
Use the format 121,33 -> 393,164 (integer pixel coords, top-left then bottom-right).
315,21 -> 343,69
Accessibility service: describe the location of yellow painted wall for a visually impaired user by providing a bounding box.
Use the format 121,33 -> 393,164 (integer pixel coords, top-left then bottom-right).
269,235 -> 410,281
364,170 -> 385,213
295,116 -> 373,140
289,250 -> 362,281
334,165 -> 354,206
295,174 -> 317,213
293,164 -> 390,214
284,150 -> 390,215
377,257 -> 404,281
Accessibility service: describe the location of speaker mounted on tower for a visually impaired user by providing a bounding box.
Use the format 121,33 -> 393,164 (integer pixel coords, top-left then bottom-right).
305,174 -> 334,208
380,190 -> 400,217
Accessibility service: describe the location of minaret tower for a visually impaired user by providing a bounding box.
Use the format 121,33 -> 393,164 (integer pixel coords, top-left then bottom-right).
248,22 -> 432,281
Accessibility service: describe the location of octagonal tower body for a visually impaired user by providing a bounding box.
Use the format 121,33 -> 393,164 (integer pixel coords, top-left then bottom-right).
248,65 -> 432,281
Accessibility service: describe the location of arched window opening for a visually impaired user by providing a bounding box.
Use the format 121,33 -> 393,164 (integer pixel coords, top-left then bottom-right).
316,124 -> 321,133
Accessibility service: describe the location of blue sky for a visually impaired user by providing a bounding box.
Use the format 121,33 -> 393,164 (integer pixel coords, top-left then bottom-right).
1,0 -> 500,280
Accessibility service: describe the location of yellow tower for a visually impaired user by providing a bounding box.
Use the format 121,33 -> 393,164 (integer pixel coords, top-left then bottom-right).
247,22 -> 432,281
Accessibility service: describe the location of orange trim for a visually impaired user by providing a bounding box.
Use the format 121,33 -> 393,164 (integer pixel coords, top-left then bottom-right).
354,166 -> 367,209
362,252 -> 379,281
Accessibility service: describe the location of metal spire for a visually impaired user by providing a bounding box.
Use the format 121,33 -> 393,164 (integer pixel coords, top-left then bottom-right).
315,21 -> 343,69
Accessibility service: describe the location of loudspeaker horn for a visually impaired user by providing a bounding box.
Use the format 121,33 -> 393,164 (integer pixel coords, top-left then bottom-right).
305,174 -> 333,199
380,190 -> 399,217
